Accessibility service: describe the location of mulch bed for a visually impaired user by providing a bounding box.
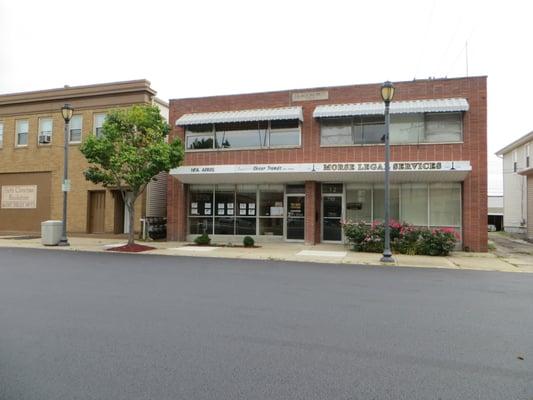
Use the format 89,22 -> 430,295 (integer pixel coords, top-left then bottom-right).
186,244 -> 261,248
106,243 -> 156,253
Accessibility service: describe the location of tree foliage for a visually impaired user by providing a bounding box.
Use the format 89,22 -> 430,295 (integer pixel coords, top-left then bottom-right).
80,104 -> 183,244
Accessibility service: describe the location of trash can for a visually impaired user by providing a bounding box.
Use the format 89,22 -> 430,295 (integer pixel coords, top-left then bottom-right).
41,220 -> 63,246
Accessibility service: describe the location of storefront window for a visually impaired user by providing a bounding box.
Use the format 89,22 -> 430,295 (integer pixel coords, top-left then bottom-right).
214,185 -> 235,234
346,184 -> 372,222
236,185 -> 257,235
373,185 -> 400,222
400,183 -> 428,225
259,185 -> 284,236
189,185 -> 214,234
429,183 -> 461,226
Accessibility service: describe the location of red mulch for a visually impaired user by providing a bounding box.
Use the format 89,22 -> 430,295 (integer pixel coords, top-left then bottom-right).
106,243 -> 156,253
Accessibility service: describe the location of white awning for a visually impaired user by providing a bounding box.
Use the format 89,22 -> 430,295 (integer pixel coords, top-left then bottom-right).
313,98 -> 469,118
176,106 -> 303,126
170,161 -> 471,184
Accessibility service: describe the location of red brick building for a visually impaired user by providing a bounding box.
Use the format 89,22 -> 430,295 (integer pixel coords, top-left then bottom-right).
167,76 -> 487,252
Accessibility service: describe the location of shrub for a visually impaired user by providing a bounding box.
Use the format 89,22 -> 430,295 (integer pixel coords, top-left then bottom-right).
194,233 -> 211,246
243,236 -> 255,247
343,220 -> 458,256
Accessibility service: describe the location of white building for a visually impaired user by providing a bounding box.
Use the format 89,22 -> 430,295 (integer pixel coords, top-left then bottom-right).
496,131 -> 533,236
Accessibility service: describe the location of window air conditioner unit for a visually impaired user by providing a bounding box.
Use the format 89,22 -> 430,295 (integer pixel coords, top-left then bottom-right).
39,134 -> 52,144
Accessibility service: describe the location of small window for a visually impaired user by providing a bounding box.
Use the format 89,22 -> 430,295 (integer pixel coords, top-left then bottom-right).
269,120 -> 300,147
424,112 -> 462,142
0,122 -> 4,148
16,120 -> 29,146
94,113 -> 106,137
527,156 -> 530,168
514,162 -> 518,173
185,124 -> 214,150
38,118 -> 53,144
69,115 -> 82,143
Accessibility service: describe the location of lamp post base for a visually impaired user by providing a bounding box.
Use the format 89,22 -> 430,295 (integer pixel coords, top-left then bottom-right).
380,253 -> 395,263
57,239 -> 70,247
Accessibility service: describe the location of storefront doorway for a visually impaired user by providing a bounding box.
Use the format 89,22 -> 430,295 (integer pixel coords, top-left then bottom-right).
322,184 -> 343,242
286,194 -> 305,240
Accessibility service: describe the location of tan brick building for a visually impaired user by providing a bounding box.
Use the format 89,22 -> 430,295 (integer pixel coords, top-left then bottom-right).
0,80 -> 168,235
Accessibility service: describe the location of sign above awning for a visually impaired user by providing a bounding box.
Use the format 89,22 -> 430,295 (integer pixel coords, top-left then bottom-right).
170,161 -> 471,184
176,106 -> 303,126
313,98 -> 469,118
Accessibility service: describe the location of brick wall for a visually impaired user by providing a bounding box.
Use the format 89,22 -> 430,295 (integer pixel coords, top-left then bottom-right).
168,77 -> 488,251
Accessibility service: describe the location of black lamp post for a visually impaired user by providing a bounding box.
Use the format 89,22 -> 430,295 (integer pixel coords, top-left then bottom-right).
380,81 -> 395,263
58,103 -> 73,246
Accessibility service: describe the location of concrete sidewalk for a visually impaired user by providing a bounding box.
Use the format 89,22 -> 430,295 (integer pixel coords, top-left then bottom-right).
1,234 -> 531,273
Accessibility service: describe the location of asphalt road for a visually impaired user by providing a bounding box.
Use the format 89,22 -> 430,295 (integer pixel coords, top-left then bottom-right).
0,248 -> 532,400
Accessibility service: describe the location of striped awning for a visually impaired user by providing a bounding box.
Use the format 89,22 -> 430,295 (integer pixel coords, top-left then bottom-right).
313,98 -> 469,118
176,106 -> 303,126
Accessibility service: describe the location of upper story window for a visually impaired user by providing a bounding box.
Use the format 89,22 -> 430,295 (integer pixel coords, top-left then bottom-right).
185,120 -> 300,151
69,115 -> 82,143
513,150 -> 518,173
0,122 -> 3,148
526,144 -> 530,168
16,119 -> 29,146
94,113 -> 106,137
321,116 -> 385,146
38,117 -> 53,145
320,112 -> 463,146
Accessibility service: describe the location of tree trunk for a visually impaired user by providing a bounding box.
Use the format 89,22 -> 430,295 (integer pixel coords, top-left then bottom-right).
126,197 -> 135,246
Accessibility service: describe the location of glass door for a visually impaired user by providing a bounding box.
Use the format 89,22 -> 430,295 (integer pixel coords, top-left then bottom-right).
286,195 -> 305,240
323,195 -> 343,241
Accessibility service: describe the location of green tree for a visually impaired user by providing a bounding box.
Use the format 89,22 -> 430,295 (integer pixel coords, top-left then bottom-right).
80,105 -> 183,246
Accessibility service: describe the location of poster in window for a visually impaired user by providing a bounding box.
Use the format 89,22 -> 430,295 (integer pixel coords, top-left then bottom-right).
191,202 -> 198,208
239,209 -> 247,216
248,209 -> 255,216
191,207 -> 198,215
217,208 -> 225,215
270,206 -> 284,216
205,203 -> 211,208
227,203 -> 234,209
205,208 -> 211,215
248,203 -> 255,209
218,203 -> 225,209
227,209 -> 234,215
239,203 -> 247,209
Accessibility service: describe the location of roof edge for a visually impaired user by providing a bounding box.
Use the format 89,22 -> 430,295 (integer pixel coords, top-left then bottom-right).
495,130 -> 533,155
0,79 -> 156,106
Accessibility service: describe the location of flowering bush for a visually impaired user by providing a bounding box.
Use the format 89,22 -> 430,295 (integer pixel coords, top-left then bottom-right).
342,220 -> 458,256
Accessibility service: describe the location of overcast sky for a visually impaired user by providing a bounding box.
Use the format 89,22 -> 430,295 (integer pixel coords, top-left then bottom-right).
1,0 -> 531,195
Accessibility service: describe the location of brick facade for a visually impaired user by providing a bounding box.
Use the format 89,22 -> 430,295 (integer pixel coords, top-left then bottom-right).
0,80 -> 163,235
167,77 -> 487,251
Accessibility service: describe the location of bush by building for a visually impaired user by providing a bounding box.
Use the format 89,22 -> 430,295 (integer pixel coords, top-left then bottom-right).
343,220 -> 458,256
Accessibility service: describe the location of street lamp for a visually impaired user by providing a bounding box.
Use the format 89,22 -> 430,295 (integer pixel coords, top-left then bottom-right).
380,81 -> 395,263
58,103 -> 73,246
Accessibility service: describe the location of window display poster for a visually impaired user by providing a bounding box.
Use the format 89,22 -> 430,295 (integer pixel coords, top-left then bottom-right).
191,202 -> 198,208
205,208 -> 211,215
239,209 -> 247,215
205,203 -> 211,208
270,206 -> 284,216
227,203 -> 234,209
248,203 -> 255,209
248,209 -> 255,216
217,208 -> 224,215
191,208 -> 198,215
227,209 -> 234,215
239,203 -> 246,209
